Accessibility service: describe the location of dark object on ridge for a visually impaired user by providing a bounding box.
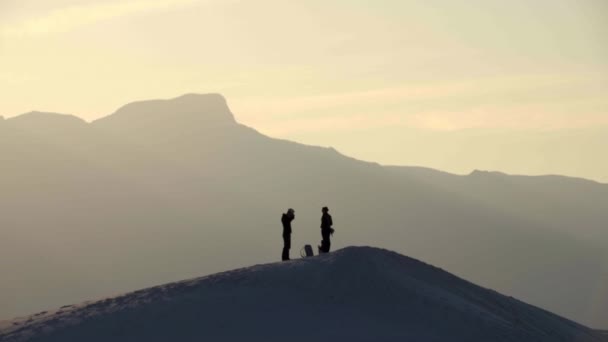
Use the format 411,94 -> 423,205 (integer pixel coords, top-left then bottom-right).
318,207 -> 333,254
301,244 -> 314,258
281,208 -> 295,261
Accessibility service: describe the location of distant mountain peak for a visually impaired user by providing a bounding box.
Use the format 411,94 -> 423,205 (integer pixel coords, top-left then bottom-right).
5,111 -> 87,131
92,93 -> 237,129
469,169 -> 507,177
9,111 -> 84,122
173,92 -> 227,103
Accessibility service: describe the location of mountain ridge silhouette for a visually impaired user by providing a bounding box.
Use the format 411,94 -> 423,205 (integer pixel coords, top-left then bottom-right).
1,93 -> 607,328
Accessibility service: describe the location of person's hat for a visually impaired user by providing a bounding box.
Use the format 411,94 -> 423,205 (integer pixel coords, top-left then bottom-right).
288,208 -> 295,213
322,206 -> 329,211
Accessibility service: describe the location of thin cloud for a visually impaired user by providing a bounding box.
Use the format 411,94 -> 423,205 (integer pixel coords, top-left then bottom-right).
404,106 -> 608,132
233,73 -> 608,134
0,0 -> 201,37
250,105 -> 608,137
235,72 -> 602,118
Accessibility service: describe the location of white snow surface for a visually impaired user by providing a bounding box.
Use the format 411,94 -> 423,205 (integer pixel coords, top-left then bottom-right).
0,246 -> 605,342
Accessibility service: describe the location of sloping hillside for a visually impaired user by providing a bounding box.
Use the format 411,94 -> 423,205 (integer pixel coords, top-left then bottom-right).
1,247 -> 605,342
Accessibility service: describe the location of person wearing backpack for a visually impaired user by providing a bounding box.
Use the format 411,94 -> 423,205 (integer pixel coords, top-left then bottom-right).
318,206 -> 333,253
281,208 -> 295,261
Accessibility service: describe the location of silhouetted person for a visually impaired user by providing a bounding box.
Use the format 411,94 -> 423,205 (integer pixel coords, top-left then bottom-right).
281,208 -> 295,261
319,206 -> 333,253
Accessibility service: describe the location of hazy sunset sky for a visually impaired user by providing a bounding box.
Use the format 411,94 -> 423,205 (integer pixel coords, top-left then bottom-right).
1,0 -> 607,181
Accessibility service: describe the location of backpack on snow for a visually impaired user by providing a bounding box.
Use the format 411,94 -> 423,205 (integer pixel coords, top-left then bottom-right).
301,245 -> 314,258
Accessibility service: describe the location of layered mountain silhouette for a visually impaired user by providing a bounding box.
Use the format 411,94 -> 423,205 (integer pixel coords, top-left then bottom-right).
1,94 -> 607,328
1,247 -> 606,342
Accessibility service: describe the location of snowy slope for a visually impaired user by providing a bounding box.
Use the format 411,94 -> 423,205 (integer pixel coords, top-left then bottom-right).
0,247 -> 605,342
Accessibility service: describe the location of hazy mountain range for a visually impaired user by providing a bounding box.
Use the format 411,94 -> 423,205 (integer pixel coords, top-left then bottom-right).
1,94 -> 607,328
1,247 -> 607,342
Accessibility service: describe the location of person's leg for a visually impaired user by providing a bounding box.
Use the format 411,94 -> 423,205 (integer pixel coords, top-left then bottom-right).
282,235 -> 287,260
319,232 -> 325,253
321,230 -> 330,253
282,234 -> 291,261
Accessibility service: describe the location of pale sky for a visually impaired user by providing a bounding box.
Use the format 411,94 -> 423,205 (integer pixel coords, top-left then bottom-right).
1,0 -> 607,181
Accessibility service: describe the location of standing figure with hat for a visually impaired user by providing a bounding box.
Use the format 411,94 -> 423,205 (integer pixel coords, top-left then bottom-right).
319,207 -> 334,254
281,208 -> 295,261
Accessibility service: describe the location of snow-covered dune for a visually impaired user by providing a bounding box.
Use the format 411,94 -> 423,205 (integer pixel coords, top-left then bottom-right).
0,247 -> 605,342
